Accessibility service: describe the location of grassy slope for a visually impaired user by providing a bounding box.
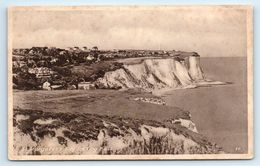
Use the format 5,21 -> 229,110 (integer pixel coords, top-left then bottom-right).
13,89 -> 190,122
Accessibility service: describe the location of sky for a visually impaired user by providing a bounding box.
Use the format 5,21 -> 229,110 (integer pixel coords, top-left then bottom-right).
11,6 -> 249,57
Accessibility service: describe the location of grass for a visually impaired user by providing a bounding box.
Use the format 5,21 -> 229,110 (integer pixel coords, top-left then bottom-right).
13,89 -> 190,122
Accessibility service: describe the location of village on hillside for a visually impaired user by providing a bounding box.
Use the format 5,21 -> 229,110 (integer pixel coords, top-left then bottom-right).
12,46 -> 186,90
12,46 -> 188,91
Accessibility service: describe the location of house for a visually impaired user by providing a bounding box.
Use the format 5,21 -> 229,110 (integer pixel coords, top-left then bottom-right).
28,67 -> 52,78
50,57 -> 58,63
51,85 -> 63,90
82,47 -> 88,51
86,54 -> 95,61
91,46 -> 98,51
42,81 -> 51,90
78,82 -> 95,90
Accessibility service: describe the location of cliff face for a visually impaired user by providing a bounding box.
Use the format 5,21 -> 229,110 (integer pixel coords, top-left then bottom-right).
188,56 -> 204,81
13,109 -> 223,155
95,56 -> 206,90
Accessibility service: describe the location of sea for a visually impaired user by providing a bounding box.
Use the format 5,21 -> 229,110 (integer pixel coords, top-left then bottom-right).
162,57 -> 248,153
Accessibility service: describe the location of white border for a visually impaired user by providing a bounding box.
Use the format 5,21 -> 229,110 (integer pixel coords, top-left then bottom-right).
7,5 -> 254,160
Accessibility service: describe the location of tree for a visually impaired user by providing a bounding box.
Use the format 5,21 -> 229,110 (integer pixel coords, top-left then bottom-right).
13,72 -> 40,90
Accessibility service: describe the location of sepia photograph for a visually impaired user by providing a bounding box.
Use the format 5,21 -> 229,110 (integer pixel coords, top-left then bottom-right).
8,6 -> 253,160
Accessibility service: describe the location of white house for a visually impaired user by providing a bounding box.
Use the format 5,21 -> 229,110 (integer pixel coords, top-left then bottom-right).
42,81 -> 51,90
28,67 -> 52,78
78,82 -> 95,90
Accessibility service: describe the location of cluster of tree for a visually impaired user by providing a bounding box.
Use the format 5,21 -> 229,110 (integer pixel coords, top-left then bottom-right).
13,72 -> 40,90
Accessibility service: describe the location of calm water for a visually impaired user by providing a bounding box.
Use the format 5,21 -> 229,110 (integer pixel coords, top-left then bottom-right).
163,57 -> 247,153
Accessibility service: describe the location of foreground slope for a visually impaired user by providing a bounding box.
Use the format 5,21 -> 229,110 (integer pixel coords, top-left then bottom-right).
13,90 -> 223,155
13,109 -> 223,155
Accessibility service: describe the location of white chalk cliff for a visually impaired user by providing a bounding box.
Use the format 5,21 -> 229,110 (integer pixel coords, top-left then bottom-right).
96,55 -> 224,91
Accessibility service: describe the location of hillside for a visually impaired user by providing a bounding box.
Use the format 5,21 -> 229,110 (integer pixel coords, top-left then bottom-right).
13,89 -> 223,155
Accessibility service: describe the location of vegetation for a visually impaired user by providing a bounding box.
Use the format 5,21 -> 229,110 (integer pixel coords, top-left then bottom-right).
13,108 -> 223,155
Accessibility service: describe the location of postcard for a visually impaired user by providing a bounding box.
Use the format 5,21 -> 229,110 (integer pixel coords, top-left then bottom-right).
8,6 -> 253,160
